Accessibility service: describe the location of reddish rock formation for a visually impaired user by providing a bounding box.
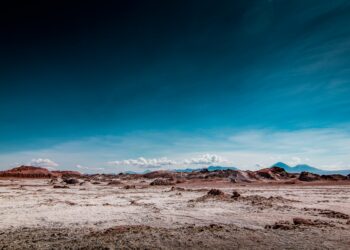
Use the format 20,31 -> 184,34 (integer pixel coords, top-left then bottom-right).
0,166 -> 82,179
298,171 -> 320,181
0,166 -> 53,178
256,167 -> 291,180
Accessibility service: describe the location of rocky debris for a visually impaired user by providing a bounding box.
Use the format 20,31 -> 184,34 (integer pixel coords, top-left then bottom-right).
193,189 -> 229,202
231,191 -> 241,199
298,172 -> 320,181
143,171 -> 175,179
207,189 -> 224,196
293,217 -> 315,225
239,195 -> 298,209
52,171 -> 82,178
101,225 -> 151,235
320,174 -> 348,181
150,178 -> 174,186
108,180 -> 123,186
266,218 -> 334,230
123,185 -> 136,189
170,186 -> 185,192
48,178 -> 58,184
79,181 -> 92,187
63,178 -> 79,185
65,201 -> 77,206
265,220 -> 294,230
53,185 -> 69,189
346,220 -> 350,225
303,208 -> 350,220
319,210 -> 349,220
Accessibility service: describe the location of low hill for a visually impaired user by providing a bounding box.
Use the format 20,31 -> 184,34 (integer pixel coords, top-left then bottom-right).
0,166 -> 82,178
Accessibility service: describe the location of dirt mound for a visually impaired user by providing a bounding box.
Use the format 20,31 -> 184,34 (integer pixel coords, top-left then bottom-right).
242,195 -> 297,208
293,217 -> 315,225
123,185 -> 136,189
193,189 -> 230,202
63,178 -> 79,185
108,180 -> 123,186
265,220 -> 294,230
318,209 -> 349,219
208,189 -> 224,196
0,166 -> 53,178
231,190 -> 241,199
53,184 -> 69,189
266,217 -> 334,230
169,186 -> 185,192
150,178 -> 174,186
143,171 -> 175,179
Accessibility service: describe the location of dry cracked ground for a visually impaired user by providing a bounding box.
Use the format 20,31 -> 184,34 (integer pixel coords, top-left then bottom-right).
0,178 -> 350,249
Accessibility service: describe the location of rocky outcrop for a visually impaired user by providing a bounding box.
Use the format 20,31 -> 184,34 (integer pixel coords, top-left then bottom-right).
150,178 -> 174,186
256,167 -> 292,180
0,166 -> 82,179
0,166 -> 53,178
298,172 -> 321,181
143,171 -> 174,179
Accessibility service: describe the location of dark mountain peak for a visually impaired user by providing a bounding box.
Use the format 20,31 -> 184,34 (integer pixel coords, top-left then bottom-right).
271,162 -> 291,169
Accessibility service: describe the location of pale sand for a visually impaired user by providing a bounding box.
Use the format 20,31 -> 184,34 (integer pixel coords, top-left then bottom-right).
0,178 -> 349,249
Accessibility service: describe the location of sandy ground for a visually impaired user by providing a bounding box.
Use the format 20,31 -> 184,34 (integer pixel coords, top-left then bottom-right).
0,178 -> 350,249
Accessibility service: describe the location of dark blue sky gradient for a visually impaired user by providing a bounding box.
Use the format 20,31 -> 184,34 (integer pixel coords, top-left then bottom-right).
1,0 -> 350,156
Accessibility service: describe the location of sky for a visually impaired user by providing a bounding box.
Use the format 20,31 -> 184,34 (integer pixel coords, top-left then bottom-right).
1,0 -> 350,173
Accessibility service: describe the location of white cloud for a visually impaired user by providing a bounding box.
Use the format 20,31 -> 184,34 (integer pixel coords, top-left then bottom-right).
76,164 -> 105,172
108,157 -> 176,169
29,158 -> 59,168
107,154 -> 228,169
183,154 -> 226,165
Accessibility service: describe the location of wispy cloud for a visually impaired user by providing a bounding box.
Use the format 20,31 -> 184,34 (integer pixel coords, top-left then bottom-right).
108,157 -> 176,169
29,158 -> 59,168
107,154 -> 227,169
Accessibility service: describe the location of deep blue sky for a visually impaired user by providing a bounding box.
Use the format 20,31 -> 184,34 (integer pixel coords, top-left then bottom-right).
1,1 -> 350,172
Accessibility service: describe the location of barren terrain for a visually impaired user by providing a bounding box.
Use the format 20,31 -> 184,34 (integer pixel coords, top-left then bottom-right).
0,172 -> 350,249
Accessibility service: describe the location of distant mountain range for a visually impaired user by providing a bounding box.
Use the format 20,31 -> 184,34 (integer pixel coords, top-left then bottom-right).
272,162 -> 350,175
174,166 -> 238,173
122,163 -> 350,176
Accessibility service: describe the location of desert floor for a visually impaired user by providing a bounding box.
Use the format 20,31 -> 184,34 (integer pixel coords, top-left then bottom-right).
0,178 -> 349,249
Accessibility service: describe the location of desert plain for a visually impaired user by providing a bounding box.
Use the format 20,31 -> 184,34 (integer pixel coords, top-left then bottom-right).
0,166 -> 350,249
